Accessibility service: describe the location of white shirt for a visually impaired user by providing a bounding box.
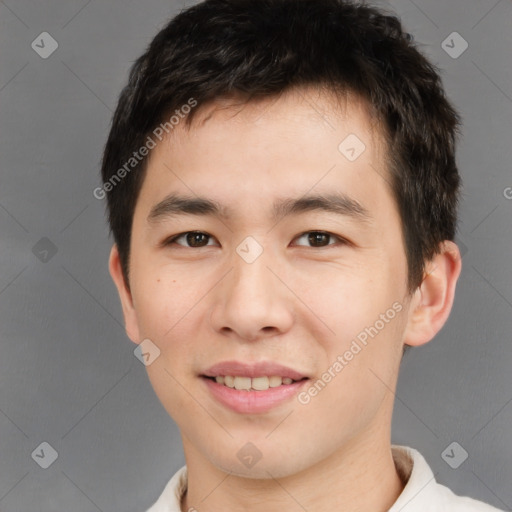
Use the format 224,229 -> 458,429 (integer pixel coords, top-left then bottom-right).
146,445 -> 504,511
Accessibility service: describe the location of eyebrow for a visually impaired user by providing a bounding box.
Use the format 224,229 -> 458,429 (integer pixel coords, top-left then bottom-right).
147,192 -> 372,225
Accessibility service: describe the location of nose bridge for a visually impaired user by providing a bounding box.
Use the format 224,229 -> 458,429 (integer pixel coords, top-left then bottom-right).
232,250 -> 273,302
229,243 -> 278,313
210,240 -> 293,339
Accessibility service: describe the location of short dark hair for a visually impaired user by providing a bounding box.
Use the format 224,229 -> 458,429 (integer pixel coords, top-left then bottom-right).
100,0 -> 462,296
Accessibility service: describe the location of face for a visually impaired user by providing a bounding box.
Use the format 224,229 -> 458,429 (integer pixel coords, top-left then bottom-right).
112,88 -> 423,478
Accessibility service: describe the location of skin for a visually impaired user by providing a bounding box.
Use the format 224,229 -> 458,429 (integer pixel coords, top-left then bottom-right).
109,87 -> 461,512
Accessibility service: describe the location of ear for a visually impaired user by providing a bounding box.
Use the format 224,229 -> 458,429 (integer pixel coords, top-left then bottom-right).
403,240 -> 462,347
108,244 -> 141,344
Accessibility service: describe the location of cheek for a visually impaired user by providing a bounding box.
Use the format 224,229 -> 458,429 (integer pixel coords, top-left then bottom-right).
289,262 -> 385,337
294,261 -> 405,372
306,310 -> 405,426
132,267 -> 204,340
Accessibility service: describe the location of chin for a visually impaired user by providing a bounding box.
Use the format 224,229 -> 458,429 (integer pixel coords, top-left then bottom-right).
217,458 -> 301,480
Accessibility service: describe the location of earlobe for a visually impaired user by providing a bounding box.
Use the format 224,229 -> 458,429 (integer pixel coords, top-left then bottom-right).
108,244 -> 141,344
403,240 -> 462,347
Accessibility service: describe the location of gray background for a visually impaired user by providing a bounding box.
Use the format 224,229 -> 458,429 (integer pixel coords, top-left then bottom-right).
0,0 -> 511,510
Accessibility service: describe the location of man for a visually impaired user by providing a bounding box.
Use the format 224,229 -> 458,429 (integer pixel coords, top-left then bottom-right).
100,0 -> 504,510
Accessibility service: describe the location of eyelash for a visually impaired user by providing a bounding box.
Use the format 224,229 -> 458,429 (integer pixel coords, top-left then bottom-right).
162,230 -> 350,249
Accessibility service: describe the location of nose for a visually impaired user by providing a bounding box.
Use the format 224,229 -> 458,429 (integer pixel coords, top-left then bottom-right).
209,247 -> 294,341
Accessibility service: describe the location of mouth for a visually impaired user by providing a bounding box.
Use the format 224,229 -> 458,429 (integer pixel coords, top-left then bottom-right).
201,375 -> 310,414
199,360 -> 311,414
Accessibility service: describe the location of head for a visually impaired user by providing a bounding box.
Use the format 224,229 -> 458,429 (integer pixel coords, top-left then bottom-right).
102,0 -> 462,478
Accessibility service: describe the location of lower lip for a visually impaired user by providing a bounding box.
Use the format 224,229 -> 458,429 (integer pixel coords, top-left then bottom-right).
202,377 -> 309,414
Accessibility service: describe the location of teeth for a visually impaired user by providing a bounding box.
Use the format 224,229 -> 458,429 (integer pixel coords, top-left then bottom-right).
234,376 -> 251,390
252,376 -> 271,390
269,376 -> 284,387
212,375 -> 297,391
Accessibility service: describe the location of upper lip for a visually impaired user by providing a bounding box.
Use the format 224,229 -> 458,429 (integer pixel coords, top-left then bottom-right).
202,361 -> 309,381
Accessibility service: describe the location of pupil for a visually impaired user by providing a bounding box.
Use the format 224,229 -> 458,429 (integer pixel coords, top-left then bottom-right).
309,232 -> 328,246
187,232 -> 207,247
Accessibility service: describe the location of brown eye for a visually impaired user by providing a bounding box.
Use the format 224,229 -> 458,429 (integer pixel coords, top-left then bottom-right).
185,232 -> 210,247
308,232 -> 330,247
295,231 -> 344,248
165,231 -> 217,248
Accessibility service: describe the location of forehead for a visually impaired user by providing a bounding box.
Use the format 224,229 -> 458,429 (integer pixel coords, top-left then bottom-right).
176,87 -> 386,157
138,87 -> 394,224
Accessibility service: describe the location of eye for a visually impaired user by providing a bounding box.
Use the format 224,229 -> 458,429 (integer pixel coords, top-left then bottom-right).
162,230 -> 348,249
163,231 -> 218,248
293,231 -> 347,248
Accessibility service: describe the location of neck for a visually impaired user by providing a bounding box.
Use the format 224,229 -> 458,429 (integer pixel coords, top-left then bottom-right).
180,436 -> 404,512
